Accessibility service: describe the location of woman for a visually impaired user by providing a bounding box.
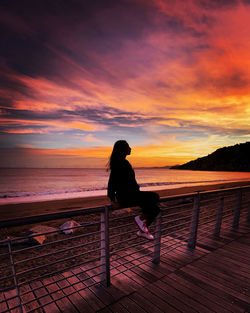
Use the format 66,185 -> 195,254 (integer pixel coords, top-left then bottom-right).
107,140 -> 160,240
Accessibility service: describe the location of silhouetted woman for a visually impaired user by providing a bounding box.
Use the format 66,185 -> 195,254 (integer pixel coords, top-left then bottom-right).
107,140 -> 160,240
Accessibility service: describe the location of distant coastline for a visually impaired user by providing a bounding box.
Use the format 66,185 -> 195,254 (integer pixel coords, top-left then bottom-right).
171,142 -> 250,172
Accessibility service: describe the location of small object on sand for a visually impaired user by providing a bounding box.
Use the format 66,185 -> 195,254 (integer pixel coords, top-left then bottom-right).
60,220 -> 81,234
28,225 -> 58,245
30,232 -> 46,245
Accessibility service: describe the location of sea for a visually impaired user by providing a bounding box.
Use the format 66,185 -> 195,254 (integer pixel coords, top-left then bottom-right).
0,167 -> 250,205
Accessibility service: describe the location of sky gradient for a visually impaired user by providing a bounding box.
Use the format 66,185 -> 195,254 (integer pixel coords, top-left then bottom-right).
0,0 -> 250,167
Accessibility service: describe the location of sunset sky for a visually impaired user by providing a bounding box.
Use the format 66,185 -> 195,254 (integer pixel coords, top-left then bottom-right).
0,0 -> 250,168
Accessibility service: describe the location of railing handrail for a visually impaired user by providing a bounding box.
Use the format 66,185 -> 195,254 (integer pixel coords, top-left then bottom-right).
0,184 -> 249,229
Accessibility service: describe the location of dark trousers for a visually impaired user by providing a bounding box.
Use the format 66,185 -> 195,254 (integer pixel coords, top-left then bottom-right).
117,191 -> 160,227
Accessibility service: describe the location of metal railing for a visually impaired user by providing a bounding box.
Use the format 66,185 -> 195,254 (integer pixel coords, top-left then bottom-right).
0,185 -> 249,313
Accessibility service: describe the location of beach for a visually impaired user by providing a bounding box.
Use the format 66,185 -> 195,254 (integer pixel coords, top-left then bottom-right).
1,180 -> 250,221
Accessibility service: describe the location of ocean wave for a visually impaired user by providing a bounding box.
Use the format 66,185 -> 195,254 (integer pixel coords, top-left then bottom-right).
0,178 -> 243,199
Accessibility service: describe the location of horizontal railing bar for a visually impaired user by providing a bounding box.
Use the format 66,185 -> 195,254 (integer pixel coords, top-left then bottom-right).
22,263 -> 106,307
161,219 -> 191,231
159,236 -> 191,258
110,236 -> 159,259
109,227 -> 160,247
110,227 -> 145,241
9,222 -> 101,245
160,202 -> 194,211
21,266 -> 104,300
15,238 -> 102,265
23,276 -> 105,313
109,210 -> 192,234
111,230 -> 191,274
0,263 -> 12,270
0,206 -> 108,229
109,220 -> 135,231
0,273 -> 14,282
16,245 -> 102,277
18,255 -> 101,288
109,213 -> 138,222
161,214 -> 192,225
20,261 -> 103,297
0,251 -> 10,257
198,213 -> 217,222
117,233 -> 189,268
110,224 -> 190,264
111,249 -> 154,272
1,184 -> 248,230
13,230 -> 101,254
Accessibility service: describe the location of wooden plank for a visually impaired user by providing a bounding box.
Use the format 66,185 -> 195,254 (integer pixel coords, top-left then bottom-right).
3,289 -> 20,313
182,264 -> 250,304
204,252 -> 250,273
191,260 -> 250,296
0,291 -> 8,313
128,291 -> 164,313
107,301 -> 130,313
55,273 -> 95,313
115,251 -> 160,283
119,297 -> 148,313
30,280 -> 60,313
137,286 -> 181,313
155,279 -> 212,313
111,271 -> 141,294
97,307 -> 113,313
168,272 -> 234,313
20,284 -> 43,313
211,248 -> 250,266
43,276 -> 78,313
127,246 -> 175,274
225,242 -> 250,256
176,269 -> 246,313
199,255 -> 250,281
68,268 -> 106,311
101,284 -> 126,301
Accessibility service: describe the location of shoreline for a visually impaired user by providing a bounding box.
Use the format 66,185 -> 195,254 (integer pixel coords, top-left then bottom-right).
1,180 -> 250,220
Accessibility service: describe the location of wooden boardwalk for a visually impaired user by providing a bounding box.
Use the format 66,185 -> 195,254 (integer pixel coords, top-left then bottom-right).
2,221 -> 250,313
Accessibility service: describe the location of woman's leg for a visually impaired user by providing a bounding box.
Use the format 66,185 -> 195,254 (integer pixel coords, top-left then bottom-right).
137,191 -> 160,227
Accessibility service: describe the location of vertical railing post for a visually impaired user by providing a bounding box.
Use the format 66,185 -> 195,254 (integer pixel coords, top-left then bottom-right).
247,202 -> 250,224
188,192 -> 200,249
152,210 -> 162,264
100,206 -> 110,287
214,197 -> 224,237
233,189 -> 242,229
7,238 -> 24,313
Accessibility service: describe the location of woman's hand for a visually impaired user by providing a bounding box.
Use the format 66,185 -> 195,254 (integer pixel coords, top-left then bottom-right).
111,200 -> 120,209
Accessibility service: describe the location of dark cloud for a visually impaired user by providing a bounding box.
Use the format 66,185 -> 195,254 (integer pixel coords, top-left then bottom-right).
0,0 -> 162,96
0,105 -> 162,130
194,70 -> 250,94
197,0 -> 239,10
161,16 -> 207,38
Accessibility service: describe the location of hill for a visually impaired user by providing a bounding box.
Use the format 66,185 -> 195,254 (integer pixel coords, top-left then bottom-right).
171,142 -> 250,172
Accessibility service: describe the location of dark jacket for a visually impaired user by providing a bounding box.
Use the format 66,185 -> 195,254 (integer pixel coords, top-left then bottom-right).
107,159 -> 140,202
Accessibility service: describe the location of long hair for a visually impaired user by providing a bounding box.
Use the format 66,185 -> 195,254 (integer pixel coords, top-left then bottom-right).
107,140 -> 128,171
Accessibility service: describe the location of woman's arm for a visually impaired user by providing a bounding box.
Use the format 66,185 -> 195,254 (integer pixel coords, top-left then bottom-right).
107,171 -> 120,209
107,170 -> 116,202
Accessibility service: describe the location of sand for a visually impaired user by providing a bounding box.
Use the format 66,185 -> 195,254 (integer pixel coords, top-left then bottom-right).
1,180 -> 250,220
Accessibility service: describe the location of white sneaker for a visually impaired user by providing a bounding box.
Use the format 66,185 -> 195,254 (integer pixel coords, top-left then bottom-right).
134,216 -> 148,233
136,230 -> 154,240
